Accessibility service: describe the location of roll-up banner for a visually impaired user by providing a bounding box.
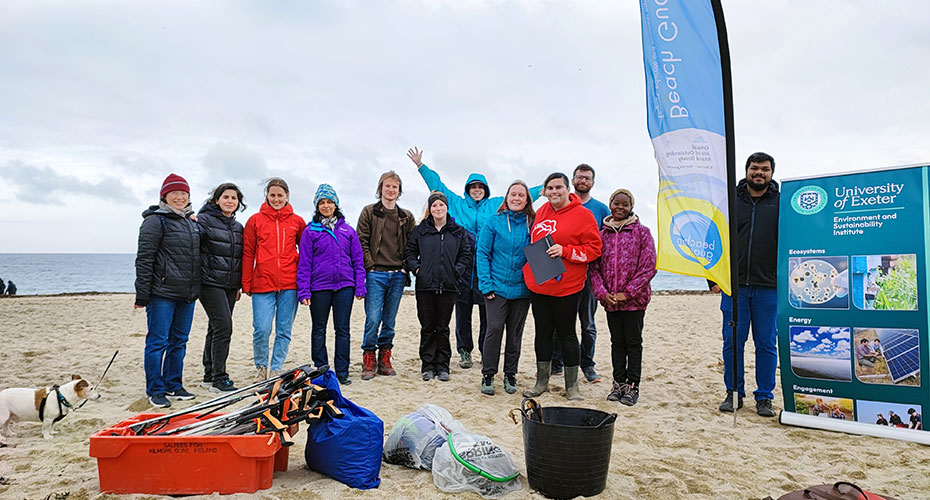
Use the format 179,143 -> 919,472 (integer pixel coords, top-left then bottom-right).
779,164 -> 930,436
638,0 -> 732,294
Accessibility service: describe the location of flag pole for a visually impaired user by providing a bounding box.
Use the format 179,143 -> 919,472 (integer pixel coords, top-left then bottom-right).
709,0 -> 739,425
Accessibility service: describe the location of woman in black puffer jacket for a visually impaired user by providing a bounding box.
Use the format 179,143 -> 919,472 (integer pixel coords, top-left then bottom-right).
197,183 -> 246,392
134,173 -> 201,408
404,191 -> 472,382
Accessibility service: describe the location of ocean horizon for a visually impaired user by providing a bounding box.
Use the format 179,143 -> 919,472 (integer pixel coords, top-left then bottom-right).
0,253 -> 709,295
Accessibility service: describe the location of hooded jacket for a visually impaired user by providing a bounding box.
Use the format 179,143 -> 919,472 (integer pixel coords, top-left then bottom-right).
296,217 -> 366,301
404,216 -> 472,293
197,202 -> 244,290
476,209 -> 532,300
242,202 -> 306,294
734,178 -> 779,288
523,193 -> 602,297
417,164 -> 544,238
134,205 -> 201,306
589,218 -> 657,311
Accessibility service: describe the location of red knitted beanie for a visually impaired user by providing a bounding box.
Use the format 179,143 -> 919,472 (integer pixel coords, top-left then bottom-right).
160,173 -> 190,198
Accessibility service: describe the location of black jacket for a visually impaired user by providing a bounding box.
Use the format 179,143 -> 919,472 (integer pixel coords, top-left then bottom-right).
134,206 -> 201,306
404,216 -> 472,293
197,203 -> 244,290
734,178 -> 779,287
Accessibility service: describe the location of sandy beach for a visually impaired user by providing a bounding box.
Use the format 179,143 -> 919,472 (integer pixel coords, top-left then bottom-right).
0,292 -> 925,499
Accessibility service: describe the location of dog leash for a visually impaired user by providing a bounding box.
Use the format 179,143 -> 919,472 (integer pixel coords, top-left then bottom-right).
75,309 -> 134,410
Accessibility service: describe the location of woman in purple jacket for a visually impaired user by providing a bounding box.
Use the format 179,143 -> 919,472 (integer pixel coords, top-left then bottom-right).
297,184 -> 366,385
589,188 -> 656,406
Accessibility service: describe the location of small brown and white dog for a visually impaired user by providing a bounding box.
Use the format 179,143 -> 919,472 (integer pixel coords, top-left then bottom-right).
0,375 -> 101,441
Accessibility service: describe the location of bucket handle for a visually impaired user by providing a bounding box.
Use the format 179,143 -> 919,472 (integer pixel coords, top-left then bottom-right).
595,413 -> 617,429
510,398 -> 545,424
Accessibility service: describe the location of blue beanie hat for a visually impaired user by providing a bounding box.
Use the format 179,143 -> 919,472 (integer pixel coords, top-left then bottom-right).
314,183 -> 339,207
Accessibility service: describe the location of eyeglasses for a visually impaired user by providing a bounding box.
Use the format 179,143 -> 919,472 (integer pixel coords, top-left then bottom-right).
573,175 -> 593,181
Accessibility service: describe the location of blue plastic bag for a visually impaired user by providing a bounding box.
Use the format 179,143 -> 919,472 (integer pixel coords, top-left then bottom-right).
304,370 -> 384,489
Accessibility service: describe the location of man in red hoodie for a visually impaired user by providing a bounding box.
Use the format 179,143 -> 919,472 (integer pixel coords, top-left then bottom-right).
522,172 -> 602,400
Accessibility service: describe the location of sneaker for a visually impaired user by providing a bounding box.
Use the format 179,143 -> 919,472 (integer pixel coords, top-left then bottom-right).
481,374 -> 494,395
756,398 -> 776,417
437,371 -> 450,382
148,393 -> 171,408
255,366 -> 268,382
361,350 -> 377,380
607,381 -> 629,402
458,349 -> 473,369
620,383 -> 639,406
503,374 -> 518,394
211,378 -> 238,393
166,388 -> 196,401
718,393 -> 744,412
583,367 -> 603,383
199,379 -> 213,389
422,370 -> 434,381
338,374 -> 352,386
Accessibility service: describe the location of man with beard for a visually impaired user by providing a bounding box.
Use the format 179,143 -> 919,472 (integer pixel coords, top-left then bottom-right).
711,152 -> 779,417
550,164 -> 611,383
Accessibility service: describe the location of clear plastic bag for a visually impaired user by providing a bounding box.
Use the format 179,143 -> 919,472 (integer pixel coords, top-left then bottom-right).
383,403 -> 465,470
431,431 -> 522,498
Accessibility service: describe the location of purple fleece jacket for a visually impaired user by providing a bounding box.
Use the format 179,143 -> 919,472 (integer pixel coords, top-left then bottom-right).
589,219 -> 657,312
296,218 -> 366,301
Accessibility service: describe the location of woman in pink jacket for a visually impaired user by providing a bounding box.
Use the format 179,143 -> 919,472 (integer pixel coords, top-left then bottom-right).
589,188 -> 656,407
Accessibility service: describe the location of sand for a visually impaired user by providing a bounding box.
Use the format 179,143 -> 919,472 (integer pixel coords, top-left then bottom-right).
0,292 -> 925,500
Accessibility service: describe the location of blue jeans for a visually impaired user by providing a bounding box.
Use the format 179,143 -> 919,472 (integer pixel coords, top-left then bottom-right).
361,271 -> 406,351
252,289 -> 298,371
552,279 -> 598,371
144,297 -> 195,396
310,287 -> 355,377
721,286 -> 778,401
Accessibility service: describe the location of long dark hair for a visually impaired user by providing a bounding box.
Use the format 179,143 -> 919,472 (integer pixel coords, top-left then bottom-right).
206,182 -> 247,212
312,205 -> 345,223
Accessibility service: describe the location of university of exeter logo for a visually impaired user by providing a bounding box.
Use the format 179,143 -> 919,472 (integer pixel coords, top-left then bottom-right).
791,185 -> 828,215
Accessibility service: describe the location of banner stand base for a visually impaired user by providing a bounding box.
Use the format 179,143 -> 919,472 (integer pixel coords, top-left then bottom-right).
779,411 -> 930,446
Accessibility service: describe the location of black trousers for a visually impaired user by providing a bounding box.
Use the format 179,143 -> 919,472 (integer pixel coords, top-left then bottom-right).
531,291 -> 582,366
200,285 -> 238,382
417,291 -> 456,374
481,296 -> 530,376
606,309 -> 645,384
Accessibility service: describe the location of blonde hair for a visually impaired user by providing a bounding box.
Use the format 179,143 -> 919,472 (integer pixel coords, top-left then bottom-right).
376,170 -> 403,199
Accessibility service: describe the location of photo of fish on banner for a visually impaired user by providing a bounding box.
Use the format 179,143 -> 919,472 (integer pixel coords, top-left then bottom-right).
125,364 -> 342,444
788,256 -> 850,309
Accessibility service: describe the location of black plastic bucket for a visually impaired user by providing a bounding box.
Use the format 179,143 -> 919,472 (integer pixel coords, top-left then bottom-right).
521,402 -> 616,499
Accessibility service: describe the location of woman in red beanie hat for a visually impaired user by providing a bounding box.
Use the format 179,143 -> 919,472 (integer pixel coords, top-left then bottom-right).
134,173 -> 201,408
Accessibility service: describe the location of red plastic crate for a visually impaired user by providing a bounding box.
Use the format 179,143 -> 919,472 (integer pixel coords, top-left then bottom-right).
89,412 -> 290,495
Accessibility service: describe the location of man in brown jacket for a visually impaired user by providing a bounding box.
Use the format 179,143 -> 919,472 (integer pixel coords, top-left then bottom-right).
357,170 -> 416,379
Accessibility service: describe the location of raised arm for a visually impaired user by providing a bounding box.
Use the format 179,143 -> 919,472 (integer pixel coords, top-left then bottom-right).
409,147 -> 460,204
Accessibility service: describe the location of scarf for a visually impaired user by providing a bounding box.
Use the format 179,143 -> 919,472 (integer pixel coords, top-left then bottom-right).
321,216 -> 338,230
159,200 -> 194,219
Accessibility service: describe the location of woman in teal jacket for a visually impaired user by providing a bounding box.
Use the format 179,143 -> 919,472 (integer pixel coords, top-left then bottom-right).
475,181 -> 535,395
408,147 -> 543,370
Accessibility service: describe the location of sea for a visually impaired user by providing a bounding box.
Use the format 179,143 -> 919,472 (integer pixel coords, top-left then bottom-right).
0,253 -> 709,295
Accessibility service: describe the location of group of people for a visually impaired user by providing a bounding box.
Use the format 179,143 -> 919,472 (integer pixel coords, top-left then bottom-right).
855,338 -> 884,367
876,409 -> 921,429
134,148 -> 663,408
0,278 -> 16,295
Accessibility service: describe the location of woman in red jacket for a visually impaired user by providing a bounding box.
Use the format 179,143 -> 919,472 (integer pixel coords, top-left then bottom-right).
522,172 -> 602,400
242,178 -> 306,381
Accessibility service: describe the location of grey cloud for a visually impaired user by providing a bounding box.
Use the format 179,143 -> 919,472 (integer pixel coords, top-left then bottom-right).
203,142 -> 269,179
0,160 -> 138,204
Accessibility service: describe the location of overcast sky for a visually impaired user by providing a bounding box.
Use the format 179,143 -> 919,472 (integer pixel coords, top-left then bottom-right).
2,1 -> 929,253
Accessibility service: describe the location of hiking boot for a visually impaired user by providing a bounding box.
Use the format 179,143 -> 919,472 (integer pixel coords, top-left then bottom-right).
148,393 -> 171,408
422,370 -> 434,381
718,392 -> 744,412
607,381 -> 629,402
620,383 -> 639,406
756,398 -> 776,417
361,350 -> 377,380
481,374 -> 494,395
211,378 -> 238,393
338,374 -> 352,386
503,374 -> 518,394
378,348 -> 397,376
458,348 -> 473,369
167,388 -> 196,401
523,361 -> 551,397
583,367 -> 602,383
437,371 -> 450,382
564,366 -> 583,401
255,366 -> 268,382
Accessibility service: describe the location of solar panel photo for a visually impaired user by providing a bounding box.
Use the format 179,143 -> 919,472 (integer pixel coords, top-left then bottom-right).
877,329 -> 920,384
